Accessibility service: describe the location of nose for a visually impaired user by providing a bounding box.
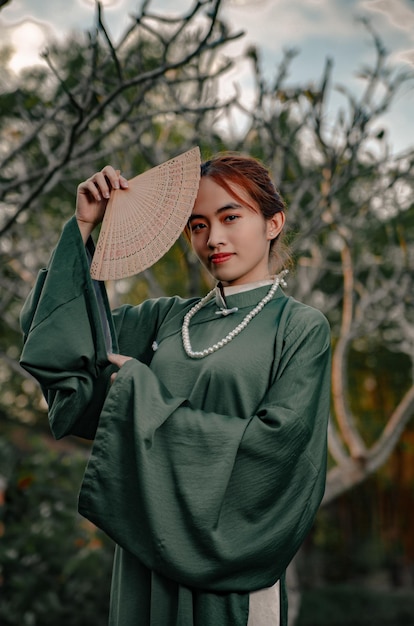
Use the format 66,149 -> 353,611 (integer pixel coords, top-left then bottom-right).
207,222 -> 226,248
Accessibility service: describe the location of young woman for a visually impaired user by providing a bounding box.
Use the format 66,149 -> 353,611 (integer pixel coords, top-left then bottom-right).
20,153 -> 331,626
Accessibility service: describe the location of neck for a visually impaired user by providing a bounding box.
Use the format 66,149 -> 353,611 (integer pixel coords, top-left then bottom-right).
220,277 -> 274,296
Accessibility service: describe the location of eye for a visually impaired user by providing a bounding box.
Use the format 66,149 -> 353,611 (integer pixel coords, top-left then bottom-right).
190,222 -> 206,232
224,214 -> 240,223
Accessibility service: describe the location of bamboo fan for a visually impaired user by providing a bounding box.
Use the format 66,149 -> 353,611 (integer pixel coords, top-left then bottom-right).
90,147 -> 201,280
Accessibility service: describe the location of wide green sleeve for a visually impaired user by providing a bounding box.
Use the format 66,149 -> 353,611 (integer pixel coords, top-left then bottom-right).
79,305 -> 331,593
19,217 -> 118,440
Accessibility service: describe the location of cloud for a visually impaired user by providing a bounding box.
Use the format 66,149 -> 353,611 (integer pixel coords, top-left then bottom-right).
222,0 -> 362,50
0,19 -> 52,73
9,21 -> 47,72
362,0 -> 414,32
395,48 -> 414,66
0,0 -> 134,74
361,0 -> 414,67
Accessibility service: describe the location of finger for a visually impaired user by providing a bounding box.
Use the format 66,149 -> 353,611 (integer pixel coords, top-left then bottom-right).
91,171 -> 113,199
78,179 -> 104,202
107,353 -> 132,368
100,166 -> 129,193
119,174 -> 129,189
79,167 -> 128,201
107,353 -> 121,367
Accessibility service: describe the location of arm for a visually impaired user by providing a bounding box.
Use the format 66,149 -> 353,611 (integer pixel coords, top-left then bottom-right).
20,166 -> 129,438
20,217 -> 118,439
79,309 -> 331,592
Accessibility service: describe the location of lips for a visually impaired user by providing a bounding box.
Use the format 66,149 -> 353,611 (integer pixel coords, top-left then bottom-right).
209,253 -> 234,264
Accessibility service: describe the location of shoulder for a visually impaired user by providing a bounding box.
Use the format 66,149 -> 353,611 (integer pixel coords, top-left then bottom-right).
112,294 -> 198,359
112,294 -> 197,329
279,293 -> 331,349
286,295 -> 329,328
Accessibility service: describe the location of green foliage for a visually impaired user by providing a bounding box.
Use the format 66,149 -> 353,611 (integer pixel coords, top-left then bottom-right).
0,435 -> 113,625
348,347 -> 412,444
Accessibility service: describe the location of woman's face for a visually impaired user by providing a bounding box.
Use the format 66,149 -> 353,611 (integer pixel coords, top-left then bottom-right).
189,176 -> 284,287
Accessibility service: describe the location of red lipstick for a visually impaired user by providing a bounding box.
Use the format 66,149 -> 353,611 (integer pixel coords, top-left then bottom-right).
210,253 -> 233,264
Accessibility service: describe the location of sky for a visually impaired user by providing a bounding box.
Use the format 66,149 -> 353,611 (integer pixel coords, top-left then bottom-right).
1,0 -> 413,154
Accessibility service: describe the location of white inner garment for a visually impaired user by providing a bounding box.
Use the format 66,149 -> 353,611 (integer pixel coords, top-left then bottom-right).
248,581 -> 280,626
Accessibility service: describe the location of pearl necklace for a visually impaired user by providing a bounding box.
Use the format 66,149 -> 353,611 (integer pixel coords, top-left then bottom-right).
182,270 -> 288,359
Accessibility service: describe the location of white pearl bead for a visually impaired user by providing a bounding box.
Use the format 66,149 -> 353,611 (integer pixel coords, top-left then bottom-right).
181,271 -> 288,359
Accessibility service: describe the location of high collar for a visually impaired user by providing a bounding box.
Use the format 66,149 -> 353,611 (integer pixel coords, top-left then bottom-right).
214,278 -> 278,311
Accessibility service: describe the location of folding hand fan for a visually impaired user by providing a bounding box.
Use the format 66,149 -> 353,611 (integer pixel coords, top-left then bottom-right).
90,146 -> 201,280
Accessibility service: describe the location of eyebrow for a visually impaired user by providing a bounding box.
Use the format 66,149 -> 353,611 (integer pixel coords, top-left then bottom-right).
189,202 -> 243,223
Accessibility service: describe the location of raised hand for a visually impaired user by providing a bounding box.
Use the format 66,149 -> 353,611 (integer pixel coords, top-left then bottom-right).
76,165 -> 129,242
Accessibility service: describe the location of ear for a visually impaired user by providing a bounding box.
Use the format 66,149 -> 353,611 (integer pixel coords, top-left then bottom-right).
266,211 -> 285,240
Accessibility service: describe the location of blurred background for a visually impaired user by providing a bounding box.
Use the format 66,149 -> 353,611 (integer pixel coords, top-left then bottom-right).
0,1 -> 413,624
